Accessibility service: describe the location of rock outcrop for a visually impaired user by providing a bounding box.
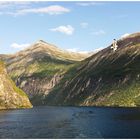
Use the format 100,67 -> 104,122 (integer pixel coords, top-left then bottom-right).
0,61 -> 32,109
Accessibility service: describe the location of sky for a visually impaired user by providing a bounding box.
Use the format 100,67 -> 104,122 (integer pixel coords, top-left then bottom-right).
0,1 -> 140,54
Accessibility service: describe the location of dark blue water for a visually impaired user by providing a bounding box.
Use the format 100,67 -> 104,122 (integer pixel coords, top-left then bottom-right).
0,106 -> 140,138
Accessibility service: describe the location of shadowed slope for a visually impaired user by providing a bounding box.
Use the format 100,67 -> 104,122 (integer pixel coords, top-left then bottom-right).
45,32 -> 140,107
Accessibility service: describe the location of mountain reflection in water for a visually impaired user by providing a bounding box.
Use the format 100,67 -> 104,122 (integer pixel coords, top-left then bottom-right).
0,106 -> 140,138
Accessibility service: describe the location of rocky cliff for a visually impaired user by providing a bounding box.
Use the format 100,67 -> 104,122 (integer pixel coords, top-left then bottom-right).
0,61 -> 32,109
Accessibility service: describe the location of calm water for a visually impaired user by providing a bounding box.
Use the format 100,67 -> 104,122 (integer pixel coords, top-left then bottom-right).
0,106 -> 140,138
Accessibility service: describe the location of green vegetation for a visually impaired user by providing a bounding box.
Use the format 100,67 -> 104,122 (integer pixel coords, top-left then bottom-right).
99,81 -> 140,107
30,62 -> 74,79
44,36 -> 140,107
0,61 -> 5,73
1,35 -> 140,107
10,77 -> 28,97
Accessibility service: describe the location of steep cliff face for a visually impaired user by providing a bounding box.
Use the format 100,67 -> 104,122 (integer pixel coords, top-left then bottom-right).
0,40 -> 90,105
45,33 -> 140,107
0,61 -> 32,109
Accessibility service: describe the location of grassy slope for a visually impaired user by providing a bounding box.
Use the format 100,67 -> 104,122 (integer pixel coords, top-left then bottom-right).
0,41 -> 89,105
45,37 -> 140,107
5,40 -> 88,81
7,55 -> 78,105
1,37 -> 140,107
10,58 -> 74,80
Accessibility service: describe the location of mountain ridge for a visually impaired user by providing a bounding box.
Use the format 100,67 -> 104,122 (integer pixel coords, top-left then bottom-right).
1,40 -> 90,62
0,32 -> 140,107
0,40 -> 91,105
44,32 -> 140,107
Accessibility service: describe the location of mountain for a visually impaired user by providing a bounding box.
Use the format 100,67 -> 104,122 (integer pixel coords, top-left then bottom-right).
0,40 -> 90,105
1,33 -> 140,107
44,32 -> 140,107
0,61 -> 32,109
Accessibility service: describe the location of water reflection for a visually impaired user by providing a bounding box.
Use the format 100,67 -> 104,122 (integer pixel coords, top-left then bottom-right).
0,106 -> 140,138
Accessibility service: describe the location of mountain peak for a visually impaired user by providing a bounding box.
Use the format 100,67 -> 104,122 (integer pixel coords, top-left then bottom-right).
35,40 -> 51,46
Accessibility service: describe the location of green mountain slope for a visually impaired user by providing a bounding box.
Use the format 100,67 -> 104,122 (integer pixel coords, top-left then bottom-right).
0,61 -> 32,109
45,32 -> 140,107
0,40 -> 90,105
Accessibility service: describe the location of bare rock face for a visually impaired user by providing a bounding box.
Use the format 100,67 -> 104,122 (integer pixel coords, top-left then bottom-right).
0,62 -> 32,109
15,73 -> 63,105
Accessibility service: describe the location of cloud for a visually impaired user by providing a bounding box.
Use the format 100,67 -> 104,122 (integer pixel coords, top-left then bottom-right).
0,1 -> 32,12
15,5 -> 70,16
66,48 -> 89,54
0,1 -> 31,9
80,22 -> 88,28
0,2 -> 33,16
91,30 -> 106,36
0,2 -> 70,16
50,25 -> 74,35
77,2 -> 103,6
121,33 -> 130,38
66,48 -> 79,52
10,43 -> 30,49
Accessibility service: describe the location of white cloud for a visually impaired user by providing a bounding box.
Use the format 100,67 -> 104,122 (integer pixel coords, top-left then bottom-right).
80,22 -> 88,28
78,51 -> 89,54
77,2 -> 103,6
12,5 -> 70,16
121,33 -> 130,38
50,25 -> 74,35
11,43 -> 30,49
0,2 -> 70,16
91,30 -> 106,36
0,1 -> 31,9
66,48 -> 89,54
0,2 -> 33,16
66,48 -> 79,52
